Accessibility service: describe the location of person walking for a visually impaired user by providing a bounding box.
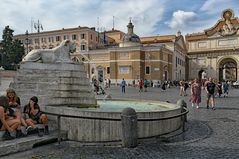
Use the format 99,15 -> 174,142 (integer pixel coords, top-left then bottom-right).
138,79 -> 143,92
184,81 -> 189,96
161,81 -> 166,91
121,78 -> 126,93
108,79 -> 111,88
132,80 -> 135,87
217,81 -> 222,97
143,79 -> 148,92
222,81 -> 229,97
104,79 -> 108,89
191,79 -> 201,109
179,80 -> 185,96
205,77 -> 216,110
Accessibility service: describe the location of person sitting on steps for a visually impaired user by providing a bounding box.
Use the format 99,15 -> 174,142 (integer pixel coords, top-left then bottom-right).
0,96 -> 21,140
24,96 -> 49,135
6,88 -> 28,137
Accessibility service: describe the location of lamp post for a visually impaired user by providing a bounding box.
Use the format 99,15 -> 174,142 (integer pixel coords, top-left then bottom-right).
34,20 -> 43,49
25,30 -> 29,55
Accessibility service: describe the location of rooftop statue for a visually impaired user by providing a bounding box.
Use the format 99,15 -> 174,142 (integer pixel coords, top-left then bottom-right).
22,40 -> 76,63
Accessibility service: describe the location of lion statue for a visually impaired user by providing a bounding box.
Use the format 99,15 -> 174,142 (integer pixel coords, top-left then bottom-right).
22,40 -> 76,63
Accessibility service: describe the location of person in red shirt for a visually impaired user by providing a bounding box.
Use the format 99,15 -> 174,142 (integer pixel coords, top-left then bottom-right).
138,79 -> 143,92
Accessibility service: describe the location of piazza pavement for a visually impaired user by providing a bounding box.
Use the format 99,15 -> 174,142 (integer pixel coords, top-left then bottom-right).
1,79 -> 239,159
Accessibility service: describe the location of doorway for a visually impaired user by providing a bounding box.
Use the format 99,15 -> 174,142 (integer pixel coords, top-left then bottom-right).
219,58 -> 237,81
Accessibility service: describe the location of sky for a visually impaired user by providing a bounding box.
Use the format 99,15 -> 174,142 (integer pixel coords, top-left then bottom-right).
0,0 -> 239,39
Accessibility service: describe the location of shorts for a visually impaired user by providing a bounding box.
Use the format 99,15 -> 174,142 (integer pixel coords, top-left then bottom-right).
31,111 -> 43,124
207,93 -> 215,99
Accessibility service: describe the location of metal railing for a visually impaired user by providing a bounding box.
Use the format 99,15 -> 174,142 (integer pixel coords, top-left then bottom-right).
43,107 -> 188,144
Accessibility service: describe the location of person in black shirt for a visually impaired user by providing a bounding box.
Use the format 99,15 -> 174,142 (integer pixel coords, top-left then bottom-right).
205,77 -> 216,110
25,96 -> 49,135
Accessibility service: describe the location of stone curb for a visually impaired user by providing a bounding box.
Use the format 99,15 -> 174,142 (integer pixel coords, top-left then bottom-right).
0,131 -> 67,157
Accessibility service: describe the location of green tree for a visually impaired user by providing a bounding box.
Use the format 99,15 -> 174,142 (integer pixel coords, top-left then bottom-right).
0,25 -> 24,70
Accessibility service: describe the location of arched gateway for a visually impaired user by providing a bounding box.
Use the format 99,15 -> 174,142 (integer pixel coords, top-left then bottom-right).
218,58 -> 237,81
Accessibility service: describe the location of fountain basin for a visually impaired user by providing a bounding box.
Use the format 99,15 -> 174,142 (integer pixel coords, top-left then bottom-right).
42,99 -> 182,143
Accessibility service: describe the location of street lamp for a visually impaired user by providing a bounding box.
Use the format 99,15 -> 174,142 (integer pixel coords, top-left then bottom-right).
34,20 -> 43,49
25,30 -> 29,55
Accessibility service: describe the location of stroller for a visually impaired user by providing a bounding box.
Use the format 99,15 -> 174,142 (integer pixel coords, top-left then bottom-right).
98,85 -> 105,95
93,82 -> 105,95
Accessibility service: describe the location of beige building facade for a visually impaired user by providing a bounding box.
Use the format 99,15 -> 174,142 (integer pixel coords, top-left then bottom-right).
186,9 -> 239,81
14,26 -> 115,54
72,21 -> 187,84
141,31 -> 187,81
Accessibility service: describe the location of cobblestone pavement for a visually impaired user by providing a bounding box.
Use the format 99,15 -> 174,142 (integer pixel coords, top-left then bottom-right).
2,84 -> 239,159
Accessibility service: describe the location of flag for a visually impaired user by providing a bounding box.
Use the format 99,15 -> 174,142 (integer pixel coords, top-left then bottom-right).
103,31 -> 106,45
41,25 -> 43,30
34,23 -> 37,30
96,31 -> 100,46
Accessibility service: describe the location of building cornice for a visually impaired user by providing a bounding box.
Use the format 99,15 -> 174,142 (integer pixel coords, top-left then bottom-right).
187,49 -> 239,58
14,26 -> 97,37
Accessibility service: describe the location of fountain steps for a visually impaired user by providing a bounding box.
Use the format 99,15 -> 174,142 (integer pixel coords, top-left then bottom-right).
14,76 -> 91,85
11,83 -> 93,92
11,62 -> 97,107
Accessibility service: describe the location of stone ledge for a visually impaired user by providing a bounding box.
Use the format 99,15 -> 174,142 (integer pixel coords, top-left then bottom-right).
0,131 -> 67,157
20,62 -> 84,71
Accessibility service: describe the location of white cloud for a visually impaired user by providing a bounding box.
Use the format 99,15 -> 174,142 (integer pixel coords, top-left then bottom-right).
200,0 -> 222,12
0,0 -> 166,38
167,10 -> 196,29
1,0 -> 237,40
200,0 -> 239,14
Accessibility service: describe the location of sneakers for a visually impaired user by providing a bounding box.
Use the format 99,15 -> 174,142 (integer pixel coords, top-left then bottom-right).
212,107 -> 216,110
27,127 -> 39,135
206,105 -> 209,109
16,130 -> 27,138
196,106 -> 199,109
2,131 -> 15,140
26,126 -> 33,132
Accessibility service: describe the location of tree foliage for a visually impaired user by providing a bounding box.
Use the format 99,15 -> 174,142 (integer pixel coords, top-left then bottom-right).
0,26 -> 24,70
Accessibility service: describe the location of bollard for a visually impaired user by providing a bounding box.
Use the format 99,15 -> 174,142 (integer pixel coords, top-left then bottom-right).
177,99 -> 187,122
121,107 -> 138,148
177,99 -> 187,132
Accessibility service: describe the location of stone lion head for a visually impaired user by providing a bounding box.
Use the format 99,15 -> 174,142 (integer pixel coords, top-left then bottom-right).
64,40 -> 76,53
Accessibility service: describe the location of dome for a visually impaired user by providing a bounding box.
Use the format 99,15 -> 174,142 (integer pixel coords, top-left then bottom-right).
119,20 -> 141,47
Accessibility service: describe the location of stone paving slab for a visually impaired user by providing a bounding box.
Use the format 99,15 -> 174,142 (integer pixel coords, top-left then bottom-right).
1,84 -> 239,158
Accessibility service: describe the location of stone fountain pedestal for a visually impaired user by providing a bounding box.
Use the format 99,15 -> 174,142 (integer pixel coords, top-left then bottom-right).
10,62 -> 98,141
11,62 -> 97,107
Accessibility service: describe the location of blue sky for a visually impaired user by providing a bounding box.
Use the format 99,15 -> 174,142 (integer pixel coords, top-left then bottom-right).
0,0 -> 239,39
